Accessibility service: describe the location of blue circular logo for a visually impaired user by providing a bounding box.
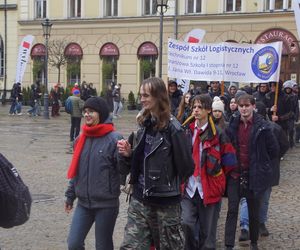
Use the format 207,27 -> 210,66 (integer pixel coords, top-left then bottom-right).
251,46 -> 279,80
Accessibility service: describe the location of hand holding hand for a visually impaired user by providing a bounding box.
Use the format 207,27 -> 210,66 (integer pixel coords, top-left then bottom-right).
117,139 -> 132,157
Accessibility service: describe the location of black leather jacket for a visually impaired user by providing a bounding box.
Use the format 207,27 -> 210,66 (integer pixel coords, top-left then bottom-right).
122,117 -> 194,198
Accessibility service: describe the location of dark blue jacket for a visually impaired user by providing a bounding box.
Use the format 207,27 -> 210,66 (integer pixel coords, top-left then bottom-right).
227,112 -> 280,194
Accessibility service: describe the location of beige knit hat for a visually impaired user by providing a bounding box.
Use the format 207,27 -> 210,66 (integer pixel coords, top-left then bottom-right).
212,96 -> 224,113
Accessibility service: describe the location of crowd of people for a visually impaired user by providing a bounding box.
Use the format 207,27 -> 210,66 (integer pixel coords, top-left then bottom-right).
7,80 -> 97,117
60,76 -> 298,250
5,76 -> 298,249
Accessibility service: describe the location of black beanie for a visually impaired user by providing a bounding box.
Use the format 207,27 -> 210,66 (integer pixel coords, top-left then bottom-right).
83,97 -> 110,123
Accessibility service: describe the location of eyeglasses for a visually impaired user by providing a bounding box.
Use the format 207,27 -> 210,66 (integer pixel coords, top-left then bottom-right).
82,110 -> 95,116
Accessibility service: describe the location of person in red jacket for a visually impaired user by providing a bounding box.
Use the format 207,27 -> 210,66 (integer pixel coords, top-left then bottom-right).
181,94 -> 237,250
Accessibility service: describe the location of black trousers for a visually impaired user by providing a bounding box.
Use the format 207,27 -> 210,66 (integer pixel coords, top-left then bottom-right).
70,117 -> 82,141
224,176 -> 261,247
181,191 -> 221,250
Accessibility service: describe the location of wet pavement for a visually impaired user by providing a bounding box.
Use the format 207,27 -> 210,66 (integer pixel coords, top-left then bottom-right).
0,104 -> 299,250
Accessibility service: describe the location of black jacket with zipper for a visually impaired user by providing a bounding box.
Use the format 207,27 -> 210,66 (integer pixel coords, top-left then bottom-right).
120,116 -> 194,202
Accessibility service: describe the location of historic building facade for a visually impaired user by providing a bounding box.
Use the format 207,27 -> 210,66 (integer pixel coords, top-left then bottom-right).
0,0 -> 299,98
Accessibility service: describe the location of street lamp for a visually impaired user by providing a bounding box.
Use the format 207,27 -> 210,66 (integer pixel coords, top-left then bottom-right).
41,18 -> 52,119
156,0 -> 168,78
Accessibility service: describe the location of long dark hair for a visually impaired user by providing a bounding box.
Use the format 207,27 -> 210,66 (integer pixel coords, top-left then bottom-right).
176,92 -> 191,122
137,77 -> 170,130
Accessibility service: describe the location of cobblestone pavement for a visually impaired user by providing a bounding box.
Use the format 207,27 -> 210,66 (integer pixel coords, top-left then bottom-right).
0,105 -> 299,250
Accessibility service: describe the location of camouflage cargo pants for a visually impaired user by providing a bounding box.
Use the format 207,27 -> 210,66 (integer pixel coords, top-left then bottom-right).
120,197 -> 184,250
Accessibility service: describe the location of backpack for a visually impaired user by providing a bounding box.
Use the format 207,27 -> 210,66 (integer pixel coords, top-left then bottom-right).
0,153 -> 32,228
65,97 -> 73,114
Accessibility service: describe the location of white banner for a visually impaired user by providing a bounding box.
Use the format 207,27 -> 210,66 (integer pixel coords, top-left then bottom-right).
293,0 -> 300,40
15,35 -> 35,84
177,29 -> 206,94
168,38 -> 282,83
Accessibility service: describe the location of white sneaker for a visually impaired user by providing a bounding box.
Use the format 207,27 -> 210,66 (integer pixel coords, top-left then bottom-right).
17,113 -> 23,116
113,115 -> 118,119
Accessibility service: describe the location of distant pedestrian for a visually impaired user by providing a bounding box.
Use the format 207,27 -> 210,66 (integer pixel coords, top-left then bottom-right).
27,81 -> 42,116
112,83 -> 123,118
65,96 -> 123,250
176,91 -> 192,124
118,77 -> 194,250
225,97 -> 239,121
106,83 -> 114,112
88,82 -> 97,96
50,84 -> 61,117
80,81 -> 90,101
9,82 -> 23,115
69,89 -> 84,143
211,96 -> 228,129
71,83 -> 80,94
168,80 -> 182,116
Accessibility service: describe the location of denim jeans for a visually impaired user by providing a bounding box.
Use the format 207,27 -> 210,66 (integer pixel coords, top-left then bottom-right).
240,197 -> 249,231
28,101 -> 38,116
16,101 -> 22,113
9,99 -> 17,114
240,187 -> 272,227
113,101 -> 123,116
67,204 -> 119,250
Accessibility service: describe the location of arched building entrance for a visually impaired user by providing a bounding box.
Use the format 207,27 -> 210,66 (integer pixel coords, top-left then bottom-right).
255,28 -> 300,83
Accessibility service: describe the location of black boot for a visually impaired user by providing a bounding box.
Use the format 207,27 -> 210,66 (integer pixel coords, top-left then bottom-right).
250,242 -> 259,250
259,223 -> 269,236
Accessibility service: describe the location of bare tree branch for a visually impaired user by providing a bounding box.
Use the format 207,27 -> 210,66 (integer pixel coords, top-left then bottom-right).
48,39 -> 69,83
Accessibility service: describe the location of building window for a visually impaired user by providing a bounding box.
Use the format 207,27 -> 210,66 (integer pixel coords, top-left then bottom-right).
100,43 -> 119,90
137,42 -> 158,81
69,0 -> 81,18
265,0 -> 292,11
225,0 -> 241,12
105,0 -> 118,17
31,44 -> 46,84
186,0 -> 202,14
140,56 -> 156,80
0,37 -> 3,77
35,0 -> 47,19
65,43 -> 83,85
143,0 -> 156,15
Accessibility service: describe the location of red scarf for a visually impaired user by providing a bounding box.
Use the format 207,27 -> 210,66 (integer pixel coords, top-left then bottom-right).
67,123 -> 115,179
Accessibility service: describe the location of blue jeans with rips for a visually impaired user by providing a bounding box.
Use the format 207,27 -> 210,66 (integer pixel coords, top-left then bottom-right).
67,204 -> 119,250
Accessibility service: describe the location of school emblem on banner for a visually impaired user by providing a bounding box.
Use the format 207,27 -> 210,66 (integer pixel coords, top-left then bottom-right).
251,46 -> 280,81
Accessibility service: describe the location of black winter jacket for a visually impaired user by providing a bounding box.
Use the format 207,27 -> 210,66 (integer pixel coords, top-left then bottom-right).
227,113 -> 280,195
120,116 -> 194,199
